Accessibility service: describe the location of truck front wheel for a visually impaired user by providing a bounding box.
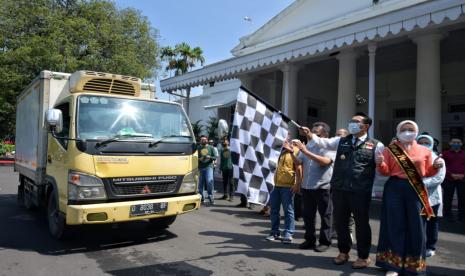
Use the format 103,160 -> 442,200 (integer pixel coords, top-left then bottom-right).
47,192 -> 70,240
149,215 -> 177,230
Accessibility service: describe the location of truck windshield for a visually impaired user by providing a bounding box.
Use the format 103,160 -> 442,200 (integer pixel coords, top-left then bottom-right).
77,96 -> 193,143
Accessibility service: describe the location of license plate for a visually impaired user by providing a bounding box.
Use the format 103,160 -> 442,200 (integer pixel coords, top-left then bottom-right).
129,202 -> 168,217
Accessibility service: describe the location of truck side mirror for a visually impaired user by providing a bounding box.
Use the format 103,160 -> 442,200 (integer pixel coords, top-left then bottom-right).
46,109 -> 63,134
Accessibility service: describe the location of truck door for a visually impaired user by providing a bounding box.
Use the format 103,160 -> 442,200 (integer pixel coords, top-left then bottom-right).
47,101 -> 71,212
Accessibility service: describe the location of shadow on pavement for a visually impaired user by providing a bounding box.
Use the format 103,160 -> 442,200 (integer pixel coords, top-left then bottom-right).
427,265 -> 465,276
106,261 -> 213,276
208,207 -> 268,220
198,230 -> 381,275
0,194 -> 177,256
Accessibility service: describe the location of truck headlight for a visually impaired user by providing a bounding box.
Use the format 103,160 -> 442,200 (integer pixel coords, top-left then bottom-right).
68,171 -> 107,200
179,169 -> 198,194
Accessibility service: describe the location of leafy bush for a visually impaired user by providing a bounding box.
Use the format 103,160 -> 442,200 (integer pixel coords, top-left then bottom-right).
0,142 -> 15,156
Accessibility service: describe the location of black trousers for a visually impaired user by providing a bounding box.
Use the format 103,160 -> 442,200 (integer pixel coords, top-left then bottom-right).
302,188 -> 332,246
294,193 -> 303,220
332,189 -> 372,259
222,169 -> 234,198
442,180 -> 465,218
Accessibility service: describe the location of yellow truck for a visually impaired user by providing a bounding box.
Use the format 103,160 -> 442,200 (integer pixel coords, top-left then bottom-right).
15,70 -> 200,239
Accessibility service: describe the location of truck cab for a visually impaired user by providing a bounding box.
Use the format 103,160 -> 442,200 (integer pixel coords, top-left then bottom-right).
15,71 -> 200,239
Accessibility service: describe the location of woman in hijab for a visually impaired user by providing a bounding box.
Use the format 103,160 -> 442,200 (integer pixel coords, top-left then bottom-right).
416,134 -> 445,258
375,120 -> 444,276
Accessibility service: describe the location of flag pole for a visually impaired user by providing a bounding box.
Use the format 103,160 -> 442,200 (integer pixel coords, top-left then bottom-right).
239,85 -> 302,129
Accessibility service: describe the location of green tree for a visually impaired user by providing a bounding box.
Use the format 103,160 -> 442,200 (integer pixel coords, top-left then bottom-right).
0,0 -> 160,137
190,120 -> 204,142
206,117 -> 219,143
160,42 -> 205,115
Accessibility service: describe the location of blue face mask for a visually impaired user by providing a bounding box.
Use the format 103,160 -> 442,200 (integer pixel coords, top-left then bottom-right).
450,144 -> 462,151
348,122 -> 361,135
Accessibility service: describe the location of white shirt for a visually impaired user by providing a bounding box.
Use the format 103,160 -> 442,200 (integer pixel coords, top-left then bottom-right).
307,133 -> 384,155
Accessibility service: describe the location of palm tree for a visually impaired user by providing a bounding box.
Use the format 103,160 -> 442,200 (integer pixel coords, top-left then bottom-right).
206,117 -> 219,142
190,120 -> 204,141
160,43 -> 205,115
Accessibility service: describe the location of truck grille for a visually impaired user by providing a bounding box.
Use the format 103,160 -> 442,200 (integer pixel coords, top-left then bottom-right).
106,176 -> 180,196
82,78 -> 136,96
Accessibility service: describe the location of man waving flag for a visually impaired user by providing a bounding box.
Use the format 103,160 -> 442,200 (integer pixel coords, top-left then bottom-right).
230,87 -> 290,205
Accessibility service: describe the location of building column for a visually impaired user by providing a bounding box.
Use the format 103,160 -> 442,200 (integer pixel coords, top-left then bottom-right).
412,33 -> 442,143
368,44 -> 376,138
281,64 -> 299,129
336,49 -> 358,130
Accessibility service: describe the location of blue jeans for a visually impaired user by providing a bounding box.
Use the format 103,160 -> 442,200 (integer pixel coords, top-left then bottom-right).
199,167 -> 214,202
269,186 -> 295,238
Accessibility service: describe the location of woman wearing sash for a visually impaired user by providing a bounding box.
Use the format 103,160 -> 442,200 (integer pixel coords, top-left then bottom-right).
375,120 -> 444,276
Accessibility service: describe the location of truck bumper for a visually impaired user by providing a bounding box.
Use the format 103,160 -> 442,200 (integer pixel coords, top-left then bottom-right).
66,194 -> 201,225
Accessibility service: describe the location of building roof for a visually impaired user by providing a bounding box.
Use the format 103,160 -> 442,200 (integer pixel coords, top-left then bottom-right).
161,0 -> 465,92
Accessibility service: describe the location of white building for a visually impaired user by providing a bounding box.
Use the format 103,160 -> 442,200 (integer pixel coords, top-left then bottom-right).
180,79 -> 240,130
162,0 -> 465,147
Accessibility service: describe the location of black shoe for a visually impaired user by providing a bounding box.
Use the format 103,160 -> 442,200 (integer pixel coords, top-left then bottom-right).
236,203 -> 247,208
220,195 -> 228,200
299,240 -> 315,250
315,244 -> 330,252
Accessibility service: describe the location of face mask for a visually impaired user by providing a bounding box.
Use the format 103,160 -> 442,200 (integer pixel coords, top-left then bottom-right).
397,131 -> 416,143
450,144 -> 462,151
348,122 -> 361,135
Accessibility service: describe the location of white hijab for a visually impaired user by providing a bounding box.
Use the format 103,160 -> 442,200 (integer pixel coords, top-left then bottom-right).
396,120 -> 419,149
396,120 -> 419,136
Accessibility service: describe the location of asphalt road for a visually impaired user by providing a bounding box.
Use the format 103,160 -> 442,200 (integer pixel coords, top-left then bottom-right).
1,166 -> 464,276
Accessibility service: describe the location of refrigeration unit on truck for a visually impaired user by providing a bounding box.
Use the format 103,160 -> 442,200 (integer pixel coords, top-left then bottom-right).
15,70 -> 200,239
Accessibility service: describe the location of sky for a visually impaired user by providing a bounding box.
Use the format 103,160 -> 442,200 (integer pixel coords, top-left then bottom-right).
113,0 -> 295,100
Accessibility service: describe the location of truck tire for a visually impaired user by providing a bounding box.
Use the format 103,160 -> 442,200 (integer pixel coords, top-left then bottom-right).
149,215 -> 177,229
47,192 -> 70,240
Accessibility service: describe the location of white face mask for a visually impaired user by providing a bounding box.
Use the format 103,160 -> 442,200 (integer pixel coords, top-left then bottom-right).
348,122 -> 361,135
397,131 -> 417,143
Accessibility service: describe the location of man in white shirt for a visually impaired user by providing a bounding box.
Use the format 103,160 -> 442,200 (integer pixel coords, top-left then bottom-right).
300,112 -> 384,269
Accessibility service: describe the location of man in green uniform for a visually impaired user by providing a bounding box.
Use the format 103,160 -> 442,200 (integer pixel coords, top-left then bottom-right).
220,139 -> 234,201
198,135 -> 217,205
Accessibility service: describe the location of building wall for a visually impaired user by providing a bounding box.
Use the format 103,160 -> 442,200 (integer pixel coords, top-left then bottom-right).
298,60 -> 339,133
186,95 -> 217,129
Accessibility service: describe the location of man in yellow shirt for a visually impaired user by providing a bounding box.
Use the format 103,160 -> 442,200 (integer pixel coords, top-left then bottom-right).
266,135 -> 302,244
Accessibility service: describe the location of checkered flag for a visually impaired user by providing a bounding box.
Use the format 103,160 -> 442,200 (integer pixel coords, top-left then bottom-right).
230,88 -> 289,205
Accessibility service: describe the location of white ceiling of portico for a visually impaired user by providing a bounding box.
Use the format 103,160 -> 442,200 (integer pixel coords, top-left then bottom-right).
232,0 -> 429,57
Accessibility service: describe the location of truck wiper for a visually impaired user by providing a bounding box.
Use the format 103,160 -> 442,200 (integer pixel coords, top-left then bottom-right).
148,135 -> 193,147
95,134 -> 153,149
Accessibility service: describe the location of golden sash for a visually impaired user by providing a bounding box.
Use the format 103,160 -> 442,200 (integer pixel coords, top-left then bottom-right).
387,143 -> 434,219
